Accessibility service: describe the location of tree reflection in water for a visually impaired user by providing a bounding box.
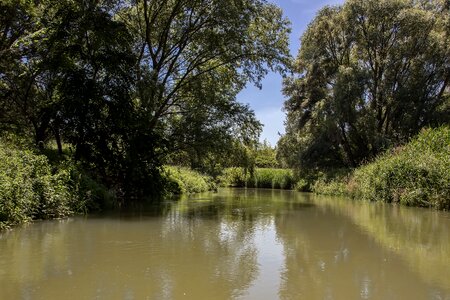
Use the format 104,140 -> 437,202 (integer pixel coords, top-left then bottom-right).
0,189 -> 449,299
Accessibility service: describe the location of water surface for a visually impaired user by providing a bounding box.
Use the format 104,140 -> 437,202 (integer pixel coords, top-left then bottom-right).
1,189 -> 449,299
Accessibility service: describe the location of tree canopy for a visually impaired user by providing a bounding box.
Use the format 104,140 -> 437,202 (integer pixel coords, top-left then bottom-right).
279,0 -> 449,170
0,0 -> 291,199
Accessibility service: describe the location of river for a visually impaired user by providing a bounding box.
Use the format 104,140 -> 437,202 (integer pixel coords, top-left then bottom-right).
1,188 -> 449,299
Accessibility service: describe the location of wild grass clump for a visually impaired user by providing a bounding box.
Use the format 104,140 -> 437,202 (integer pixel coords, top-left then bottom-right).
164,166 -> 216,195
219,168 -> 295,189
218,167 -> 250,187
0,142 -> 72,229
311,169 -> 351,195
350,127 -> 450,209
313,178 -> 348,196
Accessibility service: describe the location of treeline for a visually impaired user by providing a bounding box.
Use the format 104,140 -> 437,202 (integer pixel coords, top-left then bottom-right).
278,0 -> 449,171
0,0 -> 290,203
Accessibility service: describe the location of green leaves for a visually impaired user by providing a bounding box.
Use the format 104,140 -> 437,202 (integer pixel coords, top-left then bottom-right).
351,126 -> 450,209
0,142 -> 72,228
280,0 -> 450,170
1,0 -> 291,200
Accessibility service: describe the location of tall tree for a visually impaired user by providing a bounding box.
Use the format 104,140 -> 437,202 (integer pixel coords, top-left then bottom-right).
1,0 -> 291,199
113,0 -> 290,194
280,0 -> 450,170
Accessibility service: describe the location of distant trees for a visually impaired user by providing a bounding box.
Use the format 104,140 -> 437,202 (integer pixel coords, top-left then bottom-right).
255,140 -> 278,168
279,0 -> 449,170
0,0 -> 290,199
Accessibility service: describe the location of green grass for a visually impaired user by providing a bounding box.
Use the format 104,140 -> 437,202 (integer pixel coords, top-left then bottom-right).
311,169 -> 351,196
350,127 -> 450,209
0,140 -> 117,229
219,167 -> 295,190
312,127 -> 450,209
164,166 -> 216,195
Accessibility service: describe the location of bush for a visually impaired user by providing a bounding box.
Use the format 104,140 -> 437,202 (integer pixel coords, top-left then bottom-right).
164,166 -> 216,195
312,127 -> 450,209
218,167 -> 250,187
313,177 -> 348,196
219,168 -> 295,190
350,127 -> 450,209
0,142 -> 72,229
311,169 -> 350,195
0,140 -> 119,229
65,162 -> 117,211
294,179 -> 310,192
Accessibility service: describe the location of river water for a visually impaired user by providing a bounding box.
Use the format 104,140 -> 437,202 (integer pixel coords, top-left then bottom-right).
1,188 -> 449,299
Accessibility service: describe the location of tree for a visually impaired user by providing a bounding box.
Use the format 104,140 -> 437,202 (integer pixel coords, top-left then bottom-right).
119,0 -> 290,130
1,0 -> 291,200
113,0 -> 290,194
280,0 -> 450,170
255,140 -> 278,168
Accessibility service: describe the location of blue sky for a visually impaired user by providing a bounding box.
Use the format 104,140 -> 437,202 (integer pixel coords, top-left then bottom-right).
237,0 -> 345,146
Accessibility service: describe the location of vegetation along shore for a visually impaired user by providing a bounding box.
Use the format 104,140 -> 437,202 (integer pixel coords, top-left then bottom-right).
1,0 -> 449,229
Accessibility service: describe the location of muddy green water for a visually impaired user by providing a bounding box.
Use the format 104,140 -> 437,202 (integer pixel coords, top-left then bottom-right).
1,189 -> 450,300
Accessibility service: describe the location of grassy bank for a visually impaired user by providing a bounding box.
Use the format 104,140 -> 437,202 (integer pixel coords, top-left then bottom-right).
0,142 -> 110,229
219,167 -> 295,190
0,138 -> 217,230
313,127 -> 450,209
164,166 -> 216,195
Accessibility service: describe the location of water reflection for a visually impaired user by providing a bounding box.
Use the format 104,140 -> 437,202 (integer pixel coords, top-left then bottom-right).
0,189 -> 449,299
312,195 -> 450,294
275,199 -> 443,299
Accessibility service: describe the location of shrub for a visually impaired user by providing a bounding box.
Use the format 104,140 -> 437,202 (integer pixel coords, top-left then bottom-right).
219,168 -> 295,190
164,166 -> 216,195
310,127 -> 450,210
0,142 -> 72,229
65,162 -> 117,211
313,177 -> 348,196
218,167 -> 249,187
294,179 -> 310,192
350,127 -> 450,209
311,169 -> 350,195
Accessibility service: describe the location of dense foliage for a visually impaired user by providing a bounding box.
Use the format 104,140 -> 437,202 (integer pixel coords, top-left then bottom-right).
313,127 -> 450,209
0,142 -> 71,229
0,0 -> 290,200
164,166 -> 216,195
0,140 -> 120,228
278,0 -> 450,170
350,127 -> 450,209
219,167 -> 295,189
255,140 -> 279,168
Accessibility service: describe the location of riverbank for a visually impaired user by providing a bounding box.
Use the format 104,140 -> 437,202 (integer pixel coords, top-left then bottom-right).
219,127 -> 450,210
0,141 -> 117,229
313,127 -> 450,210
219,167 -> 295,190
2,126 -> 448,229
0,142 -> 216,229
